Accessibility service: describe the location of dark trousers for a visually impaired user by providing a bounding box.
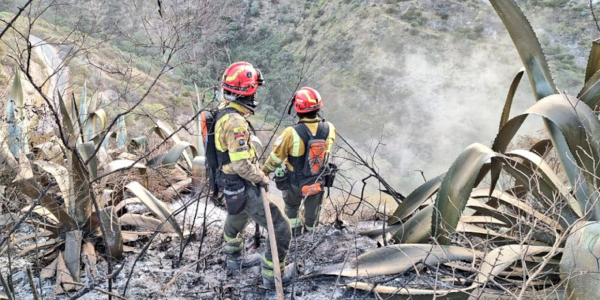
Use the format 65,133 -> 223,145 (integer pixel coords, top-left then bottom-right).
282,184 -> 324,230
223,183 -> 291,263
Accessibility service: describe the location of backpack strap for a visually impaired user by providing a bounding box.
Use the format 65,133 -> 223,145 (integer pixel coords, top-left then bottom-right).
294,119 -> 329,141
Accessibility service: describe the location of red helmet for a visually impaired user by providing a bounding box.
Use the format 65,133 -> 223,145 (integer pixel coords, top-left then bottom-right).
294,87 -> 323,113
221,61 -> 264,97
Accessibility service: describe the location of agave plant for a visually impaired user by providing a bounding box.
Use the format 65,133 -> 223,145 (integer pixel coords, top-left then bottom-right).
310,1 -> 600,299
4,69 -> 27,160
0,79 -> 196,294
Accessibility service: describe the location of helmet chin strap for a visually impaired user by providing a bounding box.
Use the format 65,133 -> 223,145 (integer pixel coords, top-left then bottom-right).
224,92 -> 257,114
286,97 -> 295,115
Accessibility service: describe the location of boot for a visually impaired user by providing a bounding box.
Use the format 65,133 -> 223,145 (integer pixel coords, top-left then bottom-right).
227,253 -> 262,271
288,217 -> 304,237
261,256 -> 297,289
224,235 -> 262,271
291,226 -> 304,237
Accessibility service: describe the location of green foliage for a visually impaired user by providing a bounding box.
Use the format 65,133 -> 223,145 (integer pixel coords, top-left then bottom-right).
250,2 -> 260,17
139,102 -> 169,120
384,6 -> 398,15
400,7 -> 427,27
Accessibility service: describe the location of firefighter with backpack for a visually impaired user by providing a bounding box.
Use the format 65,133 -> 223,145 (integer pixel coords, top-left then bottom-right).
204,62 -> 295,288
262,87 -> 337,235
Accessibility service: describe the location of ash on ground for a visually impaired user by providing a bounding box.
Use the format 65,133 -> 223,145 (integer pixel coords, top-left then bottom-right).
1,196 -> 475,300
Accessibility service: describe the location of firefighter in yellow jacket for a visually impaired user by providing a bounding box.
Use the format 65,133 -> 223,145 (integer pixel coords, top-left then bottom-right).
215,62 -> 294,288
262,87 -> 336,234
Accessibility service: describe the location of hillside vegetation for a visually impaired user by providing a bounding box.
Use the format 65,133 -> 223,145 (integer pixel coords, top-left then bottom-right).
2,0 -> 597,189
3,0 -> 600,299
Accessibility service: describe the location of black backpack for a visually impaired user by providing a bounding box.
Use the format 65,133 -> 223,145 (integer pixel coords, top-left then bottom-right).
201,107 -> 252,195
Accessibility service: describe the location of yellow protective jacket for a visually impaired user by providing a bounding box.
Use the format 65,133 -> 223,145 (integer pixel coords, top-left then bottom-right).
262,117 -> 336,175
216,102 -> 267,184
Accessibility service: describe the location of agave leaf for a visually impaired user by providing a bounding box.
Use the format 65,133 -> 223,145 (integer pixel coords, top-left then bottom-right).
346,282 -> 476,300
8,69 -> 29,154
98,206 -> 123,259
33,161 -> 71,210
130,136 -> 148,149
153,141 -> 192,167
79,80 -> 87,128
487,1 -> 600,221
103,159 -> 147,175
40,255 -> 58,279
471,188 -> 560,230
116,115 -> 128,149
499,68 -> 525,131
560,221 -> 600,300
85,109 -> 107,143
160,178 -> 192,201
119,213 -> 177,233
19,174 -> 76,230
506,150 -> 582,218
390,205 -> 433,244
21,205 -> 59,224
493,95 -> 600,221
578,69 -> 600,109
0,129 -> 19,179
121,230 -> 153,242
388,173 -> 445,225
489,0 -> 556,100
81,241 -> 98,278
88,93 -> 98,113
8,68 -> 24,107
433,143 -> 501,245
64,230 -> 82,280
456,222 -> 520,244
41,195 -> 77,229
72,142 -> 96,224
55,251 -> 77,294
585,39 -> 600,85
124,181 -> 183,237
76,141 -> 98,180
58,92 -> 76,147
113,197 -> 143,212
309,244 -> 479,278
466,199 -> 519,228
18,238 -> 59,257
529,139 -> 553,157
152,120 -> 193,169
459,215 -> 506,226
7,230 -> 53,248
6,100 -> 21,159
501,156 -> 580,227
101,130 -> 112,149
192,82 -> 205,156
23,219 -> 61,234
359,223 -> 402,241
192,83 -> 200,113
474,245 -> 556,287
543,94 -> 600,214
32,139 -> 65,164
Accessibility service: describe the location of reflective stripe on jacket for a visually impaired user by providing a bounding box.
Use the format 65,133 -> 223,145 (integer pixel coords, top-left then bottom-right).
216,103 -> 265,184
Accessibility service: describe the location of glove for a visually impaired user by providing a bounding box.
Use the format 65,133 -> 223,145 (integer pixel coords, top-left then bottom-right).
261,165 -> 271,175
258,176 -> 270,192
